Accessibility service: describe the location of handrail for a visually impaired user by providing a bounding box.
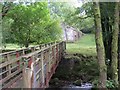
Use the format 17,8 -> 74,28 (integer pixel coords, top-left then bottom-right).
0,41 -> 61,56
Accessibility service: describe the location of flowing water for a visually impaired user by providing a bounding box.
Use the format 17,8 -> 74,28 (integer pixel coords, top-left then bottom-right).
62,83 -> 93,90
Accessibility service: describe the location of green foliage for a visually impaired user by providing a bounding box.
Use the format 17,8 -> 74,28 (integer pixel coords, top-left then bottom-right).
93,80 -> 118,88
106,80 -> 117,88
79,2 -> 94,17
63,2 -> 94,31
3,2 -> 62,47
48,2 -> 95,33
2,17 -> 15,44
49,2 -> 73,20
32,20 -> 62,44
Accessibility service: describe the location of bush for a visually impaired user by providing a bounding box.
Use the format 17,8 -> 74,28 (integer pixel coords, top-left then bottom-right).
92,80 -> 118,89
80,26 -> 95,34
106,80 -> 118,89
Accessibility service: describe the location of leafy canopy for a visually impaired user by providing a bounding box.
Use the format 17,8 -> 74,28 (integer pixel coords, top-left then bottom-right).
2,2 -> 62,47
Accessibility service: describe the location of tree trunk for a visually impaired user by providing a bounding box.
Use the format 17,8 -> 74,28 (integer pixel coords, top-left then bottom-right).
119,9 -> 120,87
118,2 -> 120,87
118,29 -> 120,87
111,1 -> 119,85
93,1 -> 107,88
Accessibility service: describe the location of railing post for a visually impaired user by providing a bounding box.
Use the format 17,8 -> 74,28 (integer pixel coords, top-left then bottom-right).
7,54 -> 11,76
22,49 -> 25,55
23,67 -> 32,88
16,51 -> 20,69
48,46 -> 51,73
62,41 -> 66,57
41,51 -> 45,87
22,57 -> 33,89
45,49 -> 50,88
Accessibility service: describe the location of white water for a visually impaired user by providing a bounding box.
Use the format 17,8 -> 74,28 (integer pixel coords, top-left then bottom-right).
62,83 -> 93,90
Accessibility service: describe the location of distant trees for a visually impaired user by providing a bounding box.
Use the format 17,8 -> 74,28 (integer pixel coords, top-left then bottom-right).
48,2 -> 94,32
63,4 -> 94,32
2,2 -> 62,47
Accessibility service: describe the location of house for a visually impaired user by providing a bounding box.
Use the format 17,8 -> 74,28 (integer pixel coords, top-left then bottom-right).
61,23 -> 83,42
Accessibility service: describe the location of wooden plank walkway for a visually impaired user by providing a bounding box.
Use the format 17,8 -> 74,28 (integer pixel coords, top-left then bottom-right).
10,77 -> 23,88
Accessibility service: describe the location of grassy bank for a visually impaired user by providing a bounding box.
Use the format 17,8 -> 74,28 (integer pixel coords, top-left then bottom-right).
66,34 -> 96,56
0,44 -> 36,51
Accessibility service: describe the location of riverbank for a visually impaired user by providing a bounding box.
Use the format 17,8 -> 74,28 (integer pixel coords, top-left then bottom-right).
49,53 -> 98,88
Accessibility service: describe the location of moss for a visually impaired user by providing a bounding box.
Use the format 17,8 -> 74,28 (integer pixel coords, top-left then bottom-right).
73,80 -> 82,86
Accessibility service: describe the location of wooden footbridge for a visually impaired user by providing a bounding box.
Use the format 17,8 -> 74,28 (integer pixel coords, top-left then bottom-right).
0,41 -> 66,89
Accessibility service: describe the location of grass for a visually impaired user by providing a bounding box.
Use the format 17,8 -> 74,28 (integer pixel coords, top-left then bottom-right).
1,44 -> 22,50
0,44 -> 35,50
66,34 -> 97,56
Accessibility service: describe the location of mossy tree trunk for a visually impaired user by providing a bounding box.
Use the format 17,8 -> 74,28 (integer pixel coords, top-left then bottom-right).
118,2 -> 120,87
93,1 -> 107,88
118,2 -> 120,86
111,1 -> 119,85
118,27 -> 120,87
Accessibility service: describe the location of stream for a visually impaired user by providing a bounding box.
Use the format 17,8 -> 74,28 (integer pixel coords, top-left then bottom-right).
48,82 -> 93,90
62,83 -> 92,90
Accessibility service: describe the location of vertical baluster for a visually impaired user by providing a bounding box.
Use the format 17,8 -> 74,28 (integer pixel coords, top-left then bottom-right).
22,49 -> 25,55
23,64 -> 32,88
48,47 -> 51,73
16,51 -> 20,69
7,53 -> 11,76
41,51 -> 45,87
53,45 -> 56,74
23,57 -> 33,89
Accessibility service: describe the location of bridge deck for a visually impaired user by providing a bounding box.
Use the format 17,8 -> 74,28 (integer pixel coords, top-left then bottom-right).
10,77 -> 23,88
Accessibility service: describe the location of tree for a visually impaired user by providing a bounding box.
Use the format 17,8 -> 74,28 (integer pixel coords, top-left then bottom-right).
111,1 -> 119,85
2,17 -> 15,44
118,2 -> 120,87
2,2 -> 14,18
63,2 -> 94,32
5,2 -> 62,47
118,15 -> 120,87
93,1 -> 107,88
118,27 -> 120,87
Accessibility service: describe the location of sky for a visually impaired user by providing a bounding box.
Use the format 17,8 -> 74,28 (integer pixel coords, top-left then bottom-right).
13,0 -> 83,8
69,1 -> 83,8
